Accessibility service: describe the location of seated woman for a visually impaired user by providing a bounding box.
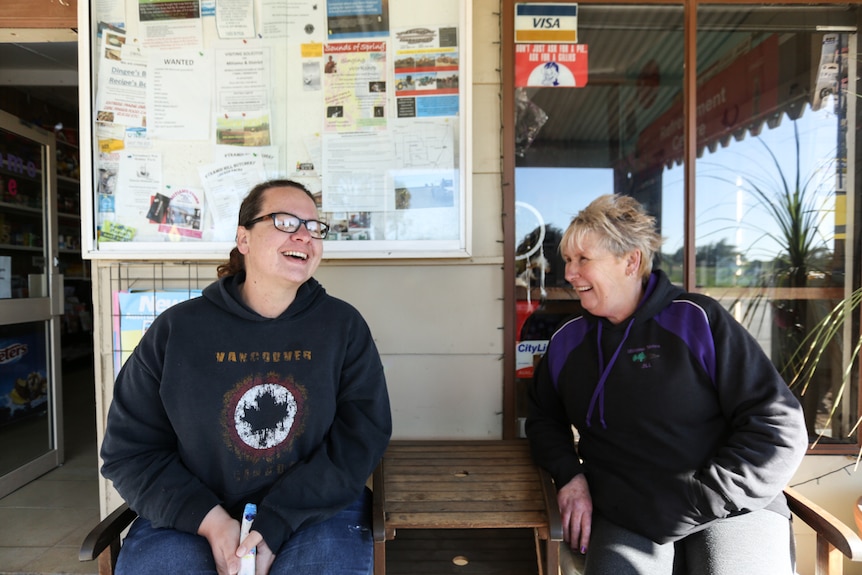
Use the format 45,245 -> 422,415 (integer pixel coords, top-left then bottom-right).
101,179 -> 392,575
527,194 -> 808,575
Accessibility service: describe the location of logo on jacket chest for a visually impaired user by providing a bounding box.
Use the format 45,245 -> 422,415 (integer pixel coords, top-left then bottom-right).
223,372 -> 307,460
628,344 -> 661,369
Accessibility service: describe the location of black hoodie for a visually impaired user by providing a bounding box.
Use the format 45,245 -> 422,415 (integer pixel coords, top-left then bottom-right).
101,273 -> 392,553
527,270 -> 808,544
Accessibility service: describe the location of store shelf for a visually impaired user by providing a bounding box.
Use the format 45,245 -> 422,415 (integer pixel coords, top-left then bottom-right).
0,243 -> 43,252
0,201 -> 41,214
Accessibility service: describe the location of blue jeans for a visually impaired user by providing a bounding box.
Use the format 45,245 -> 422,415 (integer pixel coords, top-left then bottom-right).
115,488 -> 373,575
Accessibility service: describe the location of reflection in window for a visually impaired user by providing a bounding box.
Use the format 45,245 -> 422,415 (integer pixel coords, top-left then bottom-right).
693,12 -> 858,444
509,4 -> 859,446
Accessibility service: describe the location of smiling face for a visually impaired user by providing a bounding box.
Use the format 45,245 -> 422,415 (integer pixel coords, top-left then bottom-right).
236,185 -> 323,293
562,231 -> 642,324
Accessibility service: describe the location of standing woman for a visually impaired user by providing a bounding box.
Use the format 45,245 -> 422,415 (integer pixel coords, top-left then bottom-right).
101,179 -> 392,575
527,194 -> 808,574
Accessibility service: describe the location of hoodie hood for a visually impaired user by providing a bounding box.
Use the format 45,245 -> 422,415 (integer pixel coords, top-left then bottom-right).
580,269 -> 685,327
202,272 -> 327,322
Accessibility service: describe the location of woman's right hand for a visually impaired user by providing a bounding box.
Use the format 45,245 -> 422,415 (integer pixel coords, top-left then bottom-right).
557,473 -> 593,554
198,505 -> 242,575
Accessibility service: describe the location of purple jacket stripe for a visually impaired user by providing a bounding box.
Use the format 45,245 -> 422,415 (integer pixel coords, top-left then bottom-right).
654,299 -> 717,385
547,316 -> 592,391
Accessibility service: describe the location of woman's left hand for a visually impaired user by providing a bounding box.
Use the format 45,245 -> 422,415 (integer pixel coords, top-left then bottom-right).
246,531 -> 275,575
557,473 -> 593,554
237,530 -> 275,575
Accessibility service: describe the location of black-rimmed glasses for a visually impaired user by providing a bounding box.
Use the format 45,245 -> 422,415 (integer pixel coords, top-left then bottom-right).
243,212 -> 330,239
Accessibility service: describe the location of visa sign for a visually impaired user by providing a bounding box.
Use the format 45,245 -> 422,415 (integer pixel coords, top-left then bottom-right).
515,3 -> 578,43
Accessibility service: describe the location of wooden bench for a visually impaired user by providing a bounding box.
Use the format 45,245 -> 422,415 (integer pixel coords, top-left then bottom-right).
372,440 -> 562,575
80,454 -> 862,575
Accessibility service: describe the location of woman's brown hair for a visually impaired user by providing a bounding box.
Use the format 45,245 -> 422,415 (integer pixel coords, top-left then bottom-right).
216,179 -> 316,278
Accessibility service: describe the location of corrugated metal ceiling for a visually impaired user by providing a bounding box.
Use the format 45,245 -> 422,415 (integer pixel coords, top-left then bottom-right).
516,4 -> 858,168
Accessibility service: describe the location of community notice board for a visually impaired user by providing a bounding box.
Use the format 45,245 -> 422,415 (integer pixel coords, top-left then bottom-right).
79,0 -> 470,259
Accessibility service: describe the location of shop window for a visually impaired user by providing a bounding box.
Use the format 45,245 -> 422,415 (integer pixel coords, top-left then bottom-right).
504,1 -> 861,451
692,7 -> 860,448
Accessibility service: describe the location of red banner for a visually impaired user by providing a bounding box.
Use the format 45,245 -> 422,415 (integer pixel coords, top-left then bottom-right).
515,43 -> 588,88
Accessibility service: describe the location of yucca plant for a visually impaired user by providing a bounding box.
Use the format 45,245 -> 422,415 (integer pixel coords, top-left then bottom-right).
742,123 -> 834,402
784,287 -> 862,460
744,121 -> 834,289
699,118 -> 857,445
701,121 -> 834,329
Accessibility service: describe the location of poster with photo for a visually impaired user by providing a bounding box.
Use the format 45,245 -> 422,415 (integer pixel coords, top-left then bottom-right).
393,25 -> 460,118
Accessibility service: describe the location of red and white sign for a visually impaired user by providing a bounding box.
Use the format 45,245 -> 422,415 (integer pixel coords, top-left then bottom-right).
515,43 -> 588,88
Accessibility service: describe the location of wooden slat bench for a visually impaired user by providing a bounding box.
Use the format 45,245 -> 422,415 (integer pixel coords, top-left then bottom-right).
372,440 -> 562,575
81,444 -> 862,575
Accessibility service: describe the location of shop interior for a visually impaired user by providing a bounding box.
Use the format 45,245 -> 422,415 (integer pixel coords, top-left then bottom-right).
0,40 -> 101,574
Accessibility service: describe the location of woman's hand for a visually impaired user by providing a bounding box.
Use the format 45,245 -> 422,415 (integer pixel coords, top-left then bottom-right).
234,529 -> 275,575
250,534 -> 275,575
198,505 -> 242,574
557,473 -> 593,554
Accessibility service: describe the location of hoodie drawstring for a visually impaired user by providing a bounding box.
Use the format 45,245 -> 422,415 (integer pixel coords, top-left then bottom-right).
585,318 -> 635,428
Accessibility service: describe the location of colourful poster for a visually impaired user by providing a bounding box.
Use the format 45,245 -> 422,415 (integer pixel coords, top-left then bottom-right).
112,289 -> 202,375
514,43 -> 588,88
0,329 -> 48,427
393,26 -> 460,118
323,41 -> 388,131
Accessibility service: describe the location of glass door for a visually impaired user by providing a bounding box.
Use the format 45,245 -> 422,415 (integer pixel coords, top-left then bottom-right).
508,3 -> 685,435
0,109 -> 64,497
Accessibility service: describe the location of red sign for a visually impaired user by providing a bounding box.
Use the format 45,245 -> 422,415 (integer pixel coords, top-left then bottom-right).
515,43 -> 588,88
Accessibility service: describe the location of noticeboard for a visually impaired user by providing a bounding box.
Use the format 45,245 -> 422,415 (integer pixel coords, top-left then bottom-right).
78,0 -> 471,259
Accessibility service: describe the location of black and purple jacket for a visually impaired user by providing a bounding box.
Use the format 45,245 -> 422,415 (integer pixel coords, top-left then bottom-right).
526,270 -> 808,544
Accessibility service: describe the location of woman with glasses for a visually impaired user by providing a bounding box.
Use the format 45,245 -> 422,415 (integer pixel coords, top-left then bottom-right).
101,179 -> 392,575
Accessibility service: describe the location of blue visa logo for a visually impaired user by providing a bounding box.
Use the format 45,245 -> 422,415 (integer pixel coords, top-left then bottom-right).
533,17 -> 561,28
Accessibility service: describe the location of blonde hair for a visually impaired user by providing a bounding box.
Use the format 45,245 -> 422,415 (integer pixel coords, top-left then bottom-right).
561,194 -> 664,280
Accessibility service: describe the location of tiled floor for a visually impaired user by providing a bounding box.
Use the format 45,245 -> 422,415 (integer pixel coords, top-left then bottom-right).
0,358 -> 100,575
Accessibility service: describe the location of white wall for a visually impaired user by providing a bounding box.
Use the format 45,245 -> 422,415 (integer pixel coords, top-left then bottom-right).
790,456 -> 862,575
317,264 -> 504,438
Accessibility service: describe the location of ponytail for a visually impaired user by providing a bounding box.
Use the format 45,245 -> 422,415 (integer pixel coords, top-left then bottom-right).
216,247 -> 244,278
